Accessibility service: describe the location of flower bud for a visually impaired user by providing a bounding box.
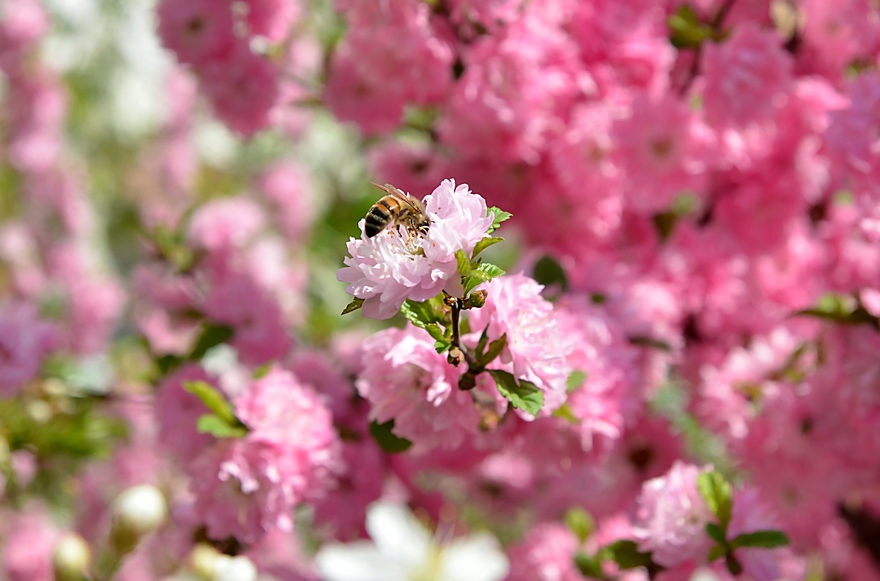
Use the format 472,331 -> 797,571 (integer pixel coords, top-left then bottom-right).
447,346 -> 464,367
190,544 -> 258,581
463,289 -> 487,309
110,484 -> 167,553
52,532 -> 91,581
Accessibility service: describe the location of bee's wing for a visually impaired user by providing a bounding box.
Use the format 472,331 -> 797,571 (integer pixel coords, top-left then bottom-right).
371,182 -> 407,198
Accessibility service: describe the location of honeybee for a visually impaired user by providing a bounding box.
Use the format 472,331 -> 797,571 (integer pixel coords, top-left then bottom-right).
364,183 -> 430,238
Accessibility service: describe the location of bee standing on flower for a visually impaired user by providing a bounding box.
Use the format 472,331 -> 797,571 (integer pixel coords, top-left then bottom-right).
364,183 -> 431,238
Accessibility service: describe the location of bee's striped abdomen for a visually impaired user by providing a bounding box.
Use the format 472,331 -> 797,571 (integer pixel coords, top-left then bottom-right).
364,197 -> 397,237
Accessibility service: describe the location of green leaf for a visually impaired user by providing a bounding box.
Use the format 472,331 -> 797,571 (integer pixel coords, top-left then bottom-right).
474,326 -> 490,359
341,297 -> 364,315
668,4 -> 713,48
566,370 -> 587,392
602,540 -> 654,570
183,380 -> 237,426
480,334 -> 507,366
369,419 -> 412,453
488,370 -> 544,415
188,324 -> 235,362
730,530 -> 790,549
698,470 -> 733,529
401,299 -> 449,346
573,552 -> 604,579
552,403 -> 578,423
487,207 -> 512,234
456,249 -> 471,276
532,255 -> 568,292
434,338 -> 452,353
197,414 -> 248,438
705,522 -> 726,545
565,508 -> 595,543
463,262 -> 505,295
472,236 -> 504,257
707,543 -> 727,562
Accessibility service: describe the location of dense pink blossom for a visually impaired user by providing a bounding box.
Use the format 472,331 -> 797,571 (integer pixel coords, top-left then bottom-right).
356,326 -> 482,452
701,24 -> 793,128
1,509 -> 59,581
187,196 -> 266,253
504,523 -> 582,581
155,364 -> 215,464
467,274 -> 572,414
338,179 -> 493,319
190,368 -> 341,543
0,301 -> 55,396
633,461 -> 714,568
201,43 -> 280,136
156,0 -> 236,68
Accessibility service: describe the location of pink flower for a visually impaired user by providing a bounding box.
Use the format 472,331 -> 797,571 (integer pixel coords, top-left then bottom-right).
467,274 -> 572,415
156,0 -> 236,68
190,368 -> 341,543
355,326 -> 482,453
611,93 -> 712,212
242,0 -> 301,41
256,162 -> 315,241
155,364 -> 215,464
337,179 -> 494,319
438,15 -> 582,163
187,196 -> 266,253
1,509 -> 59,581
201,43 -> 280,136
505,523 -> 582,581
633,461 -> 715,568
0,301 -> 56,396
701,24 -> 793,128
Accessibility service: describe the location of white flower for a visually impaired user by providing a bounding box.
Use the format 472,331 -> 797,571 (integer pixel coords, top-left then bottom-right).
315,501 -> 508,581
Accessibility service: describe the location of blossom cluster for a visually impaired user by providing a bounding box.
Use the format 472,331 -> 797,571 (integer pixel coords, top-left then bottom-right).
3,0 -> 880,580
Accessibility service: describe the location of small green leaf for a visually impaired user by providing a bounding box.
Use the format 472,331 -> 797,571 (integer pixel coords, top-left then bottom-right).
533,255 -> 568,292
401,299 -> 449,345
197,414 -> 248,438
705,522 -> 726,545
189,324 -> 235,362
183,380 -> 237,426
434,338 -> 452,353
566,370 -> 587,392
253,363 -> 273,379
369,419 -> 412,453
552,403 -> 578,423
487,207 -> 512,234
668,4 -> 713,48
698,470 -> 733,529
573,552 -> 604,578
488,370 -> 544,415
730,530 -> 789,549
474,326 -> 490,359
707,543 -> 727,562
481,334 -> 507,366
463,262 -> 505,295
602,540 -> 654,570
341,297 -> 364,315
456,249 -> 471,276
473,236 -> 504,257
565,508 -> 595,543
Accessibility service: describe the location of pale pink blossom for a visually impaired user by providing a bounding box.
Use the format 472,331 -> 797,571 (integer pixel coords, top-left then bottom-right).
338,179 -> 493,319
467,274 -> 573,415
0,301 -> 56,396
633,461 -> 715,568
1,509 -> 59,581
505,523 -> 582,581
155,364 -> 215,464
356,326 -> 482,453
187,196 -> 266,253
190,368 -> 341,543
